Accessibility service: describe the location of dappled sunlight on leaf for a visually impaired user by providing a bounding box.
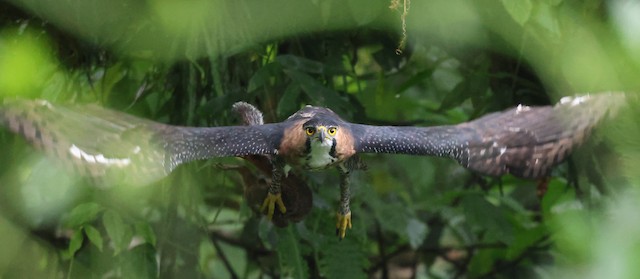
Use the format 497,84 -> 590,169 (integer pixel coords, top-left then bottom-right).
0,29 -> 56,97
7,154 -> 82,227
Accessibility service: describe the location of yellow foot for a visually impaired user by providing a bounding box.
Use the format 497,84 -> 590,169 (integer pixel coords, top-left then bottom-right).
260,192 -> 286,220
335,211 -> 352,239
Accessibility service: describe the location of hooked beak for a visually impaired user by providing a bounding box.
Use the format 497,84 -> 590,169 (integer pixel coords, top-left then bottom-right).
316,129 -> 327,143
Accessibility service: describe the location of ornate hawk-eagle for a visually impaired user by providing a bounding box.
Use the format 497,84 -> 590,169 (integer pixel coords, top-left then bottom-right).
0,93 -> 624,238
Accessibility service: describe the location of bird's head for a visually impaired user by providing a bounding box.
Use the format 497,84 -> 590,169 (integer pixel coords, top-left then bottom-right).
302,120 -> 339,146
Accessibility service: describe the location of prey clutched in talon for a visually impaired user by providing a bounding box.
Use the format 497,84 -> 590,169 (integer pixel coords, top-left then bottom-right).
260,192 -> 286,220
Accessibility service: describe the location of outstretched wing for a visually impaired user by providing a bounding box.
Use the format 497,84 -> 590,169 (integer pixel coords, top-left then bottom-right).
352,93 -> 625,178
0,99 -> 282,185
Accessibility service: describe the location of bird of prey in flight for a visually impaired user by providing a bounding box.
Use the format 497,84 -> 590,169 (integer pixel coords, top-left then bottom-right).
0,92 -> 624,238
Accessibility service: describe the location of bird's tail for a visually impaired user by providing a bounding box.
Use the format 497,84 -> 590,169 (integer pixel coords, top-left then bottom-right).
232,102 -> 264,126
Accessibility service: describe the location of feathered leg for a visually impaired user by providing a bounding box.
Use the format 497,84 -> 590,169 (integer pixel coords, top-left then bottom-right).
232,102 -> 287,220
260,157 -> 286,219
336,164 -> 352,239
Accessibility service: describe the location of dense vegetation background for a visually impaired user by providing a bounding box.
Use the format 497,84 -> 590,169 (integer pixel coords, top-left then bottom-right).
0,0 -> 638,278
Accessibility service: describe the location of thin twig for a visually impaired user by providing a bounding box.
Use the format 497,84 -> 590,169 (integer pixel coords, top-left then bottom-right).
209,230 -> 271,256
376,222 -> 389,279
367,242 -> 508,274
211,237 -> 240,279
478,236 -> 550,278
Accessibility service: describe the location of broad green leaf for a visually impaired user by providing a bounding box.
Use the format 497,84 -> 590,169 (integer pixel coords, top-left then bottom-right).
122,244 -> 158,279
65,202 -> 104,228
216,241 -> 248,278
501,0 -> 533,26
438,79 -> 472,111
283,69 -> 350,114
247,62 -> 281,92
506,225 -> 546,260
462,194 -> 514,244
362,186 -> 410,236
284,70 -> 326,102
541,178 -> 575,220
319,238 -> 368,279
103,210 -> 129,255
394,66 -> 438,95
277,82 -> 302,118
84,225 -> 104,252
406,218 -> 428,249
100,62 -> 126,99
276,55 -> 324,74
65,229 -> 84,259
467,248 -> 502,277
135,222 -> 157,247
276,227 -> 309,279
258,218 -> 276,250
533,1 -> 562,37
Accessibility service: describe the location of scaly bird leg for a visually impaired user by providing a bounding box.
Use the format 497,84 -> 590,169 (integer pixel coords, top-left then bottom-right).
336,164 -> 352,239
231,102 -> 286,220
260,157 -> 286,220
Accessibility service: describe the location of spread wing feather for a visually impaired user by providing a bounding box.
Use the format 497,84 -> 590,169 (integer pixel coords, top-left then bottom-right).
353,93 -> 625,178
0,93 -> 624,184
0,99 -> 282,185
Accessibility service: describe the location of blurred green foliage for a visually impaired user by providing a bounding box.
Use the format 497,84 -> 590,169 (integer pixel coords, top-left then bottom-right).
0,0 -> 638,278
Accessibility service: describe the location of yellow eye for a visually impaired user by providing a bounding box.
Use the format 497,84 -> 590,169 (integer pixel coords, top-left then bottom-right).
327,127 -> 337,136
305,127 -> 315,136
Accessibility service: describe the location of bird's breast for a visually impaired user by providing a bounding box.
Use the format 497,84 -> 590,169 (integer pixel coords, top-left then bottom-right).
299,138 -> 339,170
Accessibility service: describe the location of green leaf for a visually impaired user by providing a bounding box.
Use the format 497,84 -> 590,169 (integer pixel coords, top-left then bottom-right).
84,225 -> 104,252
65,229 -> 84,259
276,227 -> 309,279
506,225 -> 546,260
276,55 -> 324,74
247,62 -> 281,92
541,178 -> 578,221
533,1 -> 562,37
103,210 -> 129,255
100,62 -> 126,99
65,202 -> 104,228
467,248 -> 502,277
283,69 -> 350,114
277,82 -> 302,118
500,0 -> 533,26
394,66 -> 438,95
361,184 -> 409,236
122,244 -> 158,279
462,194 -> 514,244
258,219 -> 276,250
406,218 -> 428,249
438,79 -> 473,111
135,222 -> 157,247
319,239 -> 368,279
